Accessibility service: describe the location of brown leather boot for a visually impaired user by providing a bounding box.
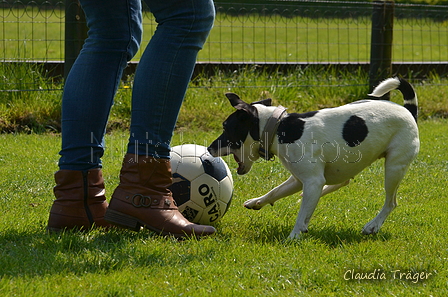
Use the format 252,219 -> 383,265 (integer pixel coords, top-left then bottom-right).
47,169 -> 111,232
105,154 -> 216,238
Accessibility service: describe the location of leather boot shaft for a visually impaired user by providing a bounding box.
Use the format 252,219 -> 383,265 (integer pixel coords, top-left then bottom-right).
105,154 -> 216,238
47,169 -> 110,232
112,154 -> 173,200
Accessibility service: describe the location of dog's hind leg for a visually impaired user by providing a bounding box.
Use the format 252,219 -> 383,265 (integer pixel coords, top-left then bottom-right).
362,156 -> 412,235
300,180 -> 351,198
244,175 -> 303,210
321,180 -> 350,196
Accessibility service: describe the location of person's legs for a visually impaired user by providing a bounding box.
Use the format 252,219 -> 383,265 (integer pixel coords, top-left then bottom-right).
105,0 -> 217,237
128,0 -> 215,159
48,0 -> 142,231
59,0 -> 142,170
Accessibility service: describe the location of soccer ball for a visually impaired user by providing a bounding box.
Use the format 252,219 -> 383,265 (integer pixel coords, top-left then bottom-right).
169,144 -> 234,225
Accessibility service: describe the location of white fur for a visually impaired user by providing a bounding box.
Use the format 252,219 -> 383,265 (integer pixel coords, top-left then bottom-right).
368,77 -> 400,97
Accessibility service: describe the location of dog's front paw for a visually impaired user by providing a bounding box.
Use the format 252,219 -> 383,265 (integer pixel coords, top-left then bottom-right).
287,232 -> 301,240
243,198 -> 267,210
287,229 -> 308,240
287,224 -> 309,239
362,220 -> 381,235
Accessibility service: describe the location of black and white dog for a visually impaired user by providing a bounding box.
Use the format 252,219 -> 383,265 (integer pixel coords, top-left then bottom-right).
208,77 -> 419,239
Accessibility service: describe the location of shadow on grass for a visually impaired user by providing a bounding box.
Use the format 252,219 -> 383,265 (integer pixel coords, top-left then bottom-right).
242,220 -> 391,247
0,227 -> 190,278
306,226 -> 392,248
0,222 -> 393,278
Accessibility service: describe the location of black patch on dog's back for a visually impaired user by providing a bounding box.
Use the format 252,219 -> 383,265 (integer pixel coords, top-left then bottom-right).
342,115 -> 369,147
277,111 -> 318,144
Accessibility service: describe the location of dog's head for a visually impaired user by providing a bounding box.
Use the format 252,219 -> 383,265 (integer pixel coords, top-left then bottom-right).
208,93 -> 273,175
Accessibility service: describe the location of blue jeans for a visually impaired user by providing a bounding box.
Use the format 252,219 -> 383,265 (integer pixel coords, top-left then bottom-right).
59,0 -> 215,170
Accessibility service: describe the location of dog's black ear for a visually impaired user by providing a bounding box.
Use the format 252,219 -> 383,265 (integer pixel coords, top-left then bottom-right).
251,98 -> 272,106
225,92 -> 245,108
225,93 -> 256,115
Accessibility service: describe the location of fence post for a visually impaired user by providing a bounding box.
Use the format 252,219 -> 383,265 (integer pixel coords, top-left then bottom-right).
369,0 -> 394,97
64,0 -> 88,79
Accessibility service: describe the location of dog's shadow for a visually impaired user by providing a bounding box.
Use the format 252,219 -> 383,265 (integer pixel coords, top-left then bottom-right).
302,226 -> 391,248
246,221 -> 391,248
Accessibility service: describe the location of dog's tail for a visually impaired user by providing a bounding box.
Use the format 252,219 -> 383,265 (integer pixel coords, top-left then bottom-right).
368,77 -> 418,121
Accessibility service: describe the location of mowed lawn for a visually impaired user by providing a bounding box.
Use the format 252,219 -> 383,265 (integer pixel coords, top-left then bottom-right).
1,8 -> 448,63
0,119 -> 446,296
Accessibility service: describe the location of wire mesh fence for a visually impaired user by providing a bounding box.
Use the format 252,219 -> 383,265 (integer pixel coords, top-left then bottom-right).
1,1 -> 64,61
1,0 -> 448,92
203,1 -> 373,64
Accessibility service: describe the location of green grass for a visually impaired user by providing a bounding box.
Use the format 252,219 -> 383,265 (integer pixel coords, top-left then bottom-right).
1,7 -> 448,294
201,14 -> 448,63
0,63 -> 61,133
2,6 -> 448,132
0,7 -> 65,61
2,8 -> 448,63
1,63 -> 448,133
0,119 -> 447,296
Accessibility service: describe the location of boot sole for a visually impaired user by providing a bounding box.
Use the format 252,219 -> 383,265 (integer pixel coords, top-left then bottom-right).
104,209 -> 190,238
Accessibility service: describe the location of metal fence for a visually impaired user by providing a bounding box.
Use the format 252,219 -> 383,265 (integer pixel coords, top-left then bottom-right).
1,0 -> 448,92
